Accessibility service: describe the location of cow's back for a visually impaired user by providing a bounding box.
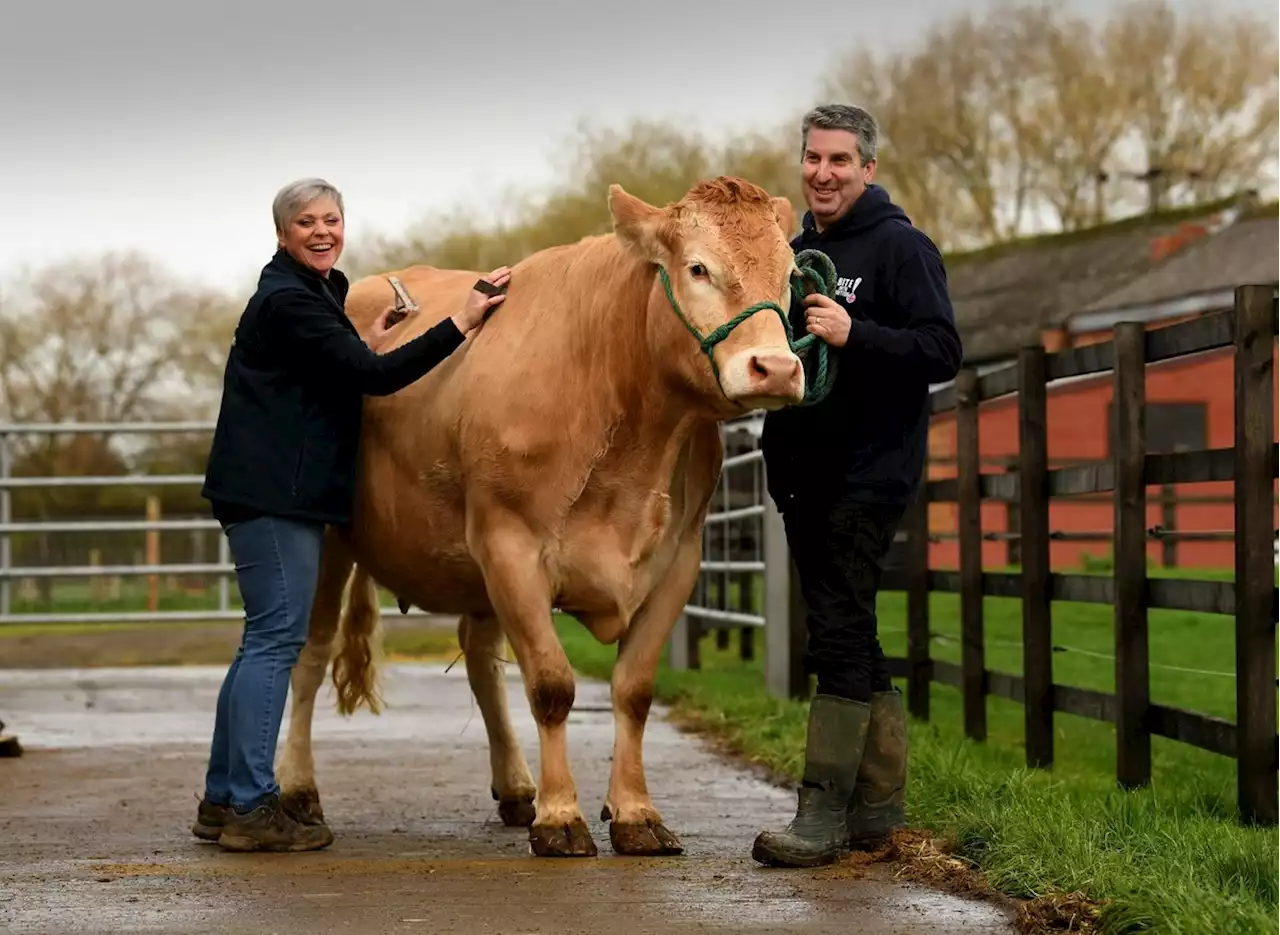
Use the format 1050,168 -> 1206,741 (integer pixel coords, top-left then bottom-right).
337,243 -> 642,615
345,264 -> 482,386
344,242 -> 602,406
344,261 -> 548,446
339,266 -> 488,611
338,239 -> 721,628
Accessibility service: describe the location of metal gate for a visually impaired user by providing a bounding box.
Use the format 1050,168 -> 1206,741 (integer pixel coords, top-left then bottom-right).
0,416 -> 805,697
670,413 -> 802,698
0,420 -> 431,625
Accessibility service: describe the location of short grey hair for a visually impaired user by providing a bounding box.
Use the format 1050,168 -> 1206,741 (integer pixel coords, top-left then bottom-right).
272,177 -> 344,232
800,104 -> 878,166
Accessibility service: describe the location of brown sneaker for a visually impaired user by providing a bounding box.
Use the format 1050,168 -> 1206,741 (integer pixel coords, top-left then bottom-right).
217,793 -> 334,853
192,798 -> 232,841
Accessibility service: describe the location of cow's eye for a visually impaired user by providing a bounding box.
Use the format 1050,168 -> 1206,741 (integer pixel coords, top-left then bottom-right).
690,263 -> 708,279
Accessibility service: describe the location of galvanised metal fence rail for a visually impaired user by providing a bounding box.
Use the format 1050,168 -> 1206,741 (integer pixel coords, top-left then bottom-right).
668,413 -> 804,699
0,413 -> 810,696
0,420 -> 433,625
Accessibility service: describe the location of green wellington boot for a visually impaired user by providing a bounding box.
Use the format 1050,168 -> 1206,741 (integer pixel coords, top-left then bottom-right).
751,694 -> 871,868
845,688 -> 908,850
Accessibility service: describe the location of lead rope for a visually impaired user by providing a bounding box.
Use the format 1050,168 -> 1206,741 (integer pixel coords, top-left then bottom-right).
657,248 -> 839,407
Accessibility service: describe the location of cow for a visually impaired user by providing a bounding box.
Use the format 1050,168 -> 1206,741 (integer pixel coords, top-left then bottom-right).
271,176 -> 807,859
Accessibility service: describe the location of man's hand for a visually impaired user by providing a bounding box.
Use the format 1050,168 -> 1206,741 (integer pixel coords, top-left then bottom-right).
804,293 -> 851,348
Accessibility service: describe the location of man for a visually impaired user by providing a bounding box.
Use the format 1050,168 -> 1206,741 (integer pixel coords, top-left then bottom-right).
752,104 -> 963,868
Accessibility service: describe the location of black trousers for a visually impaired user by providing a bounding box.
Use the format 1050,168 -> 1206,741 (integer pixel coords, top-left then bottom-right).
782,498 -> 906,703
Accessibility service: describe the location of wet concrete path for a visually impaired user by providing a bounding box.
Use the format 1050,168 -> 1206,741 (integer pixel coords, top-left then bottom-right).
0,663 -> 1016,934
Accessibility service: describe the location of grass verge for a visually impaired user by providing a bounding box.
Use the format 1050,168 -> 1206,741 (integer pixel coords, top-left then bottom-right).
552,611 -> 1278,935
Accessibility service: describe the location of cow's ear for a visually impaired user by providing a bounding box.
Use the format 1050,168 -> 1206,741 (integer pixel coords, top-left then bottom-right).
771,196 -> 796,239
609,184 -> 668,262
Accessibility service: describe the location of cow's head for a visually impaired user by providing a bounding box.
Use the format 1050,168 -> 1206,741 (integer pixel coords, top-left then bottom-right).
609,177 -> 805,412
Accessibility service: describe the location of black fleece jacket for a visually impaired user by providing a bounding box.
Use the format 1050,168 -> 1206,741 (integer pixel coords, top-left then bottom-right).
201,249 -> 467,526
760,184 -> 963,511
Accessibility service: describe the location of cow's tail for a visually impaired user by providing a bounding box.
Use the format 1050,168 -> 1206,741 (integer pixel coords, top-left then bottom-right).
331,562 -> 385,716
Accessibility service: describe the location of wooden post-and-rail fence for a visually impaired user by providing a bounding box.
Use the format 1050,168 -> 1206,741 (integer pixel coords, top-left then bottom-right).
675,283 -> 1278,827
897,284 -> 1277,826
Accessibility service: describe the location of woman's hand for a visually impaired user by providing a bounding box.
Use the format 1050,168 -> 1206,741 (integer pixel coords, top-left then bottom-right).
366,304 -> 406,353
451,266 -> 512,335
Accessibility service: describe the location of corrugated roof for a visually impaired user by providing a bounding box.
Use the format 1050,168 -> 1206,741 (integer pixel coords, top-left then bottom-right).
940,198 -> 1249,364
1078,214 -> 1278,315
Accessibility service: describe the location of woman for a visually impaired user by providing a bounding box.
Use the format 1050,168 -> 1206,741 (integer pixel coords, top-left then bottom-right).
192,177 -> 510,853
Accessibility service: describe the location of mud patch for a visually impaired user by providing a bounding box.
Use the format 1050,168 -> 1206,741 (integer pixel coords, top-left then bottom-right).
816,831 -> 1105,935
1013,892 -> 1105,934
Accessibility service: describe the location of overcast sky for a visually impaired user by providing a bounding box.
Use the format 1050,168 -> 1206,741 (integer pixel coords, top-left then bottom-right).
2,0 -> 1273,294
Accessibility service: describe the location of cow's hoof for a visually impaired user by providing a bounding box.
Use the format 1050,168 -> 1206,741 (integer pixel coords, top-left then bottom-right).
490,787 -> 537,828
528,819 -> 598,857
609,820 -> 684,857
281,787 -> 326,826
498,796 -> 537,828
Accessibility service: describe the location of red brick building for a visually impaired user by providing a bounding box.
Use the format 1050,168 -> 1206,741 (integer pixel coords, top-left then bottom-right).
926,197 -> 1278,572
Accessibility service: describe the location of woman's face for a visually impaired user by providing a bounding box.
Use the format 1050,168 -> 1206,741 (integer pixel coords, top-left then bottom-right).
278,196 -> 344,276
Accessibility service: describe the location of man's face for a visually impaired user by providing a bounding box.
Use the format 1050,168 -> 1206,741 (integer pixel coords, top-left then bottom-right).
801,128 -> 875,230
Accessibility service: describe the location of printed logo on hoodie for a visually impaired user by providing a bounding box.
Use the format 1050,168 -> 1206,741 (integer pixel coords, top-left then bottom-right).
834,275 -> 862,303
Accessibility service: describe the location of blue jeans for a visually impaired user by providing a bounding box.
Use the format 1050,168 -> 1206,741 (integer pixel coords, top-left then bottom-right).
203,514 -> 325,812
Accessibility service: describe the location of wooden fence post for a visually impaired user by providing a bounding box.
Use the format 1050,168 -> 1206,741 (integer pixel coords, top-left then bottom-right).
1232,283 -> 1277,826
1113,322 -> 1151,790
1159,484 -> 1178,568
145,495 -> 161,614
668,611 -> 700,671
956,367 -> 986,741
1004,468 -> 1022,567
1018,345 -> 1053,769
905,488 -> 932,721
737,571 -> 756,661
89,548 -> 105,603
764,493 -> 808,700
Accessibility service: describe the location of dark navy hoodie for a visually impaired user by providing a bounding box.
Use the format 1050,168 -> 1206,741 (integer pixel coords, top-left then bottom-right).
760,184 -> 963,511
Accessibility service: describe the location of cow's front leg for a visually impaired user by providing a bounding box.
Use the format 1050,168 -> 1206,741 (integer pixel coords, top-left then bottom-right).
458,613 -> 537,827
471,515 -> 595,857
600,537 -> 698,857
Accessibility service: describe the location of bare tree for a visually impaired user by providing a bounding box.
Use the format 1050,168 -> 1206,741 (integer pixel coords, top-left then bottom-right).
345,0 -> 1278,283
824,48 -> 991,250
822,0 -> 1277,241
1002,4 -> 1133,228
0,252 -> 237,592
0,251 -> 237,448
1103,0 -> 1278,211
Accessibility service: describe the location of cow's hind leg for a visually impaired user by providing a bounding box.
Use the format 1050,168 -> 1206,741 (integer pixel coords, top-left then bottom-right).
472,514 -> 595,858
276,527 -> 352,825
458,613 -> 537,827
600,536 -> 701,857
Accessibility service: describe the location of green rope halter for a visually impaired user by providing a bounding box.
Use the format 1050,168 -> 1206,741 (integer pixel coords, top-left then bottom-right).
655,248 -> 839,407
